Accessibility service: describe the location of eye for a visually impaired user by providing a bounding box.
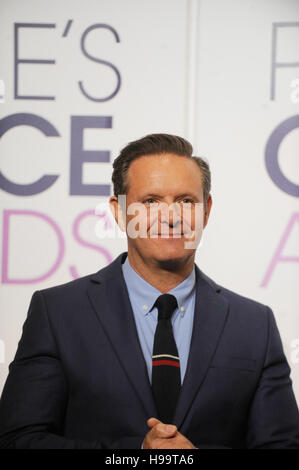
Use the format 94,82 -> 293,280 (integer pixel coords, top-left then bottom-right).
181,198 -> 194,204
143,198 -> 157,205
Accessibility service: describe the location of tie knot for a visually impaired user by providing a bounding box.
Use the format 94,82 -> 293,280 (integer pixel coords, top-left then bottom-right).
154,294 -> 178,321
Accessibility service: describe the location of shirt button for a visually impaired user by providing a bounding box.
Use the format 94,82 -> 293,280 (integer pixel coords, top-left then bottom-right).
180,306 -> 185,312
143,305 -> 148,310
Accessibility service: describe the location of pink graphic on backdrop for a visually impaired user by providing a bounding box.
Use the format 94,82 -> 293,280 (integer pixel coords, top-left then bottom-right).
2,210 -> 64,284
261,212 -> 299,287
69,210 -> 113,279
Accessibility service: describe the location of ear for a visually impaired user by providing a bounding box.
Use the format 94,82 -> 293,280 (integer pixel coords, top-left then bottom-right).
109,195 -> 126,232
203,194 -> 212,229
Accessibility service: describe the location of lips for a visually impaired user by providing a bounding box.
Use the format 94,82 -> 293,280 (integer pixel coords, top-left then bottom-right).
150,232 -> 185,237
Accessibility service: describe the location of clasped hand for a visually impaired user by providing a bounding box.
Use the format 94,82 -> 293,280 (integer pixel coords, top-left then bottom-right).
142,417 -> 196,449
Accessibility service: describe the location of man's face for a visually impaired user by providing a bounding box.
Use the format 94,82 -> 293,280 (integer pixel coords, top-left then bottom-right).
112,152 -> 212,266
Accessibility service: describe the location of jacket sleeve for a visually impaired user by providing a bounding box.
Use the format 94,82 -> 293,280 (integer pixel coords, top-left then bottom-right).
246,306 -> 299,449
0,291 -> 143,449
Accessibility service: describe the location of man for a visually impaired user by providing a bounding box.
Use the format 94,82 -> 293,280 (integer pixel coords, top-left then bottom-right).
0,134 -> 298,449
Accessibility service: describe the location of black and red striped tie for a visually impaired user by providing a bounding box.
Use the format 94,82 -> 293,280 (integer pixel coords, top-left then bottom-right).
151,294 -> 181,423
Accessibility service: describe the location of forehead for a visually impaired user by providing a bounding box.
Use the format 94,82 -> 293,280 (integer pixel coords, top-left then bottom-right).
126,153 -> 203,196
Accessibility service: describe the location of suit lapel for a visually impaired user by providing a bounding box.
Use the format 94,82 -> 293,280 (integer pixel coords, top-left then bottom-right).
86,254 -> 157,419
173,266 -> 229,429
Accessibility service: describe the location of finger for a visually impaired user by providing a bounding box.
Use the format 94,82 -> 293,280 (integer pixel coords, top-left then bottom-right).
150,422 -> 178,439
153,434 -> 195,450
147,417 -> 161,429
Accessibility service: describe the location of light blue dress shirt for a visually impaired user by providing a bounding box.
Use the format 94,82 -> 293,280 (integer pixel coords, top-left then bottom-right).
121,256 -> 196,384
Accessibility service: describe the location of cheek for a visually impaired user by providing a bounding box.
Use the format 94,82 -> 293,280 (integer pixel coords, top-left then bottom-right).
192,205 -> 205,228
182,208 -> 194,228
147,208 -> 160,230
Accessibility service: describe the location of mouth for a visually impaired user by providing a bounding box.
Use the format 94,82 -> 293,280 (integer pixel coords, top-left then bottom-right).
150,232 -> 187,238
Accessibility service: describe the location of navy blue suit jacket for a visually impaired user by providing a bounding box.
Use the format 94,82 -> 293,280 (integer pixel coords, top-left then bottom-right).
0,252 -> 299,448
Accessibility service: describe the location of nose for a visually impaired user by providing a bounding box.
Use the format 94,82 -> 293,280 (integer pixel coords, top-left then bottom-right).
160,202 -> 182,228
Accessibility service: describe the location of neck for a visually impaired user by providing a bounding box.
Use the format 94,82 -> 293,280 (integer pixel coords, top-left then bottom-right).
127,250 -> 195,293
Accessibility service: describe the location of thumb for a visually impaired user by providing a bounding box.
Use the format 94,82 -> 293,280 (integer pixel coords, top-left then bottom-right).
147,417 -> 161,429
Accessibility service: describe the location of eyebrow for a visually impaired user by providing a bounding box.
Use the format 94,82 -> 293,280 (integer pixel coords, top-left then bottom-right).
139,192 -> 200,201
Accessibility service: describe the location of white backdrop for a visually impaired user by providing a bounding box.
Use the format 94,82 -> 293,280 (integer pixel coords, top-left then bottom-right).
1,0 -> 299,405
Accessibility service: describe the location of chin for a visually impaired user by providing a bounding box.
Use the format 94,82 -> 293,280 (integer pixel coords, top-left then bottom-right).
150,240 -> 194,265
131,237 -> 195,267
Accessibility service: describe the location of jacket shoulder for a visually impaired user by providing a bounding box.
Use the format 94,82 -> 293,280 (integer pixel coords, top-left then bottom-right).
198,268 -> 270,315
220,285 -> 269,312
38,272 -> 96,298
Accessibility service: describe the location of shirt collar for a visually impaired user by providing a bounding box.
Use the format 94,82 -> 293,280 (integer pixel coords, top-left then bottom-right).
122,256 -> 196,318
